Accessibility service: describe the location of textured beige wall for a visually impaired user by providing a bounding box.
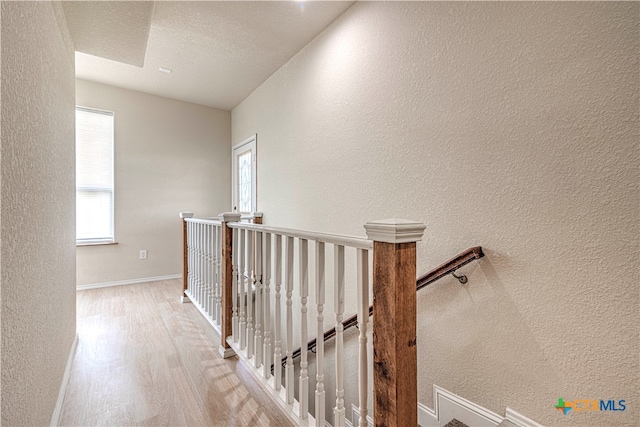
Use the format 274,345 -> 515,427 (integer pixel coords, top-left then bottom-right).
76,80 -> 231,286
232,2 -> 639,425
1,1 -> 77,425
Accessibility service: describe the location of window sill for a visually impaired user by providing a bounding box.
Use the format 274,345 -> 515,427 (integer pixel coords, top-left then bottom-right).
76,241 -> 118,247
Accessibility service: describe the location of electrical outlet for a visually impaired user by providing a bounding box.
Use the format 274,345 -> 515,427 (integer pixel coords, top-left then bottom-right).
139,250 -> 147,260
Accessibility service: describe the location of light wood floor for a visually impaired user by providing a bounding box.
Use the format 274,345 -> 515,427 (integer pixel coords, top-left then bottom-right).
59,279 -> 293,426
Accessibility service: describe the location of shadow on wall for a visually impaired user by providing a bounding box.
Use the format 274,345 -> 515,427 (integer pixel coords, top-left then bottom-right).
417,249 -> 560,416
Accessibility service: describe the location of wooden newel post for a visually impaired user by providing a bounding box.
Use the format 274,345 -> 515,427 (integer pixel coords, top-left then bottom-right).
252,212 -> 263,224
220,212 -> 241,359
180,212 -> 194,303
364,219 -> 426,427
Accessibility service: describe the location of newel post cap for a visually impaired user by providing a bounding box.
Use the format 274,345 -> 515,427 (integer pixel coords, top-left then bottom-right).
219,212 -> 242,223
364,218 -> 426,244
180,212 -> 194,219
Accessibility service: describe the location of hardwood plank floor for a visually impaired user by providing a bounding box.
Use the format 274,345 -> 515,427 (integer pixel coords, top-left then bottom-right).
59,279 -> 293,427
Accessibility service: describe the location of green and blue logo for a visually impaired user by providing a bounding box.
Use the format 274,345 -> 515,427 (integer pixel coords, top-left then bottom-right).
555,397 -> 626,415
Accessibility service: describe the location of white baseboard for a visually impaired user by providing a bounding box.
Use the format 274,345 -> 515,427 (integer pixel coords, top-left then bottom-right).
504,407 -> 543,427
76,274 -> 181,291
50,333 -> 78,426
349,386 -> 540,427
418,385 -> 541,427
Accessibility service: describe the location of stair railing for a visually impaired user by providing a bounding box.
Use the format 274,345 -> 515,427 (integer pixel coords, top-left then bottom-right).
180,213 -> 224,332
181,212 -> 425,427
178,212 -> 263,338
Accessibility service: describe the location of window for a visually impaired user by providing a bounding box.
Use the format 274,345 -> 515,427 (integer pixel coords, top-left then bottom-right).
232,135 -> 257,213
76,107 -> 114,244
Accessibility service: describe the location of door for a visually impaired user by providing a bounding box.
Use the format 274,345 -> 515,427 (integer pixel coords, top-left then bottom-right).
232,134 -> 256,213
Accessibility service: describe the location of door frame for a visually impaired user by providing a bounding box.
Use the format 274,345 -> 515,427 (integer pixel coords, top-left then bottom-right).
231,134 -> 257,213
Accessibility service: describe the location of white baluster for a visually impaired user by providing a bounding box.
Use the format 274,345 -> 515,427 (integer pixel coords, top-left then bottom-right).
196,223 -> 202,305
213,226 -> 217,319
211,225 -> 216,319
273,234 -> 283,391
202,223 -> 206,309
191,223 -> 198,302
212,225 -> 218,323
206,224 -> 212,317
357,248 -> 369,427
206,224 -> 211,316
207,225 -> 212,317
186,222 -> 191,295
232,226 -> 239,342
190,222 -> 195,297
202,223 -> 206,308
334,244 -> 345,427
239,228 -> 247,350
216,225 -> 222,326
199,223 -> 205,307
315,241 -> 326,426
202,223 -> 207,309
299,238 -> 309,419
263,232 -> 272,379
205,224 -> 208,311
196,222 -> 200,305
247,229 -> 254,359
195,222 -> 199,299
203,224 -> 208,314
255,231 -> 263,368
285,236 -> 294,404
191,222 -> 196,298
191,222 -> 195,301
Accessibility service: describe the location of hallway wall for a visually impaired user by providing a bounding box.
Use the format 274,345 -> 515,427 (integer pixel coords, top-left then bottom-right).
232,2 -> 639,425
76,80 -> 231,286
1,2 -> 76,425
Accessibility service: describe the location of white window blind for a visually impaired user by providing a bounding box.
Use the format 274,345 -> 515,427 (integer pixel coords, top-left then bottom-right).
76,107 -> 114,244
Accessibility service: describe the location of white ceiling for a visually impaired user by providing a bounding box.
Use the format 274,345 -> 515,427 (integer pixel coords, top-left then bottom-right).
65,1 -> 355,111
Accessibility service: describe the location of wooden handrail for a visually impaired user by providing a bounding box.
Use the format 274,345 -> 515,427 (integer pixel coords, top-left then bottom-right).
416,246 -> 484,290
288,246 -> 484,362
